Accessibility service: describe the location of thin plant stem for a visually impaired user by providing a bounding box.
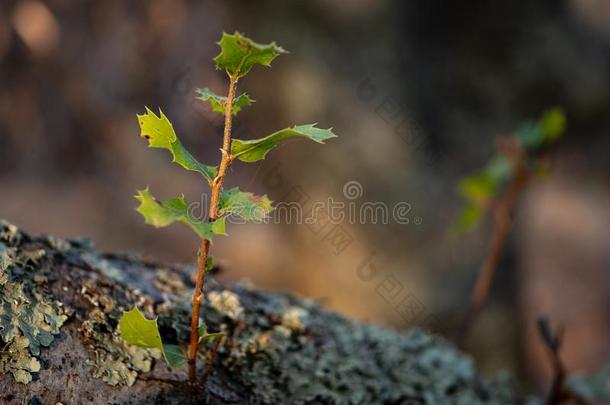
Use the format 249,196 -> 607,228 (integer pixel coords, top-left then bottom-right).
188,74 -> 239,384
456,139 -> 530,348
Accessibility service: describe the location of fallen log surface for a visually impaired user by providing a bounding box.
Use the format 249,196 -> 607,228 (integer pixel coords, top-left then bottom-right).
0,220 -> 529,404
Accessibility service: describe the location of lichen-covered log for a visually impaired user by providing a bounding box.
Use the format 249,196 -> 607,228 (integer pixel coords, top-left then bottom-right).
0,221 -> 532,404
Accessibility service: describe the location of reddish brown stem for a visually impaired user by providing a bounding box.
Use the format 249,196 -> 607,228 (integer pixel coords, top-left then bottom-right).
457,139 -> 530,347
187,74 -> 238,384
188,238 -> 210,383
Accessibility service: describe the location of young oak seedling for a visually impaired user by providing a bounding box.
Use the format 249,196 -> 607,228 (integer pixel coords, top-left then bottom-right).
118,32 -> 337,384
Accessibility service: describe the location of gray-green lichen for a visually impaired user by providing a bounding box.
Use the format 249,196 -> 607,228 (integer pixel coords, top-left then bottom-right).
198,287 -> 533,404
81,309 -> 161,386
0,222 -> 167,388
0,336 -> 41,384
71,247 -> 163,387
0,222 -> 68,385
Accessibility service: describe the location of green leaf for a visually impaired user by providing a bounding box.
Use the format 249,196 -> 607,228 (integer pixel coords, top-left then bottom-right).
135,188 -> 227,240
195,88 -> 254,116
516,122 -> 541,150
198,325 -> 224,344
457,173 -> 498,203
137,108 -> 217,182
119,308 -> 188,369
214,31 -> 287,78
540,107 -> 566,142
162,344 -> 187,368
232,124 -> 337,163
516,108 -> 566,150
205,257 -> 214,272
455,204 -> 484,232
119,307 -> 163,350
219,187 -> 273,221
484,156 -> 511,181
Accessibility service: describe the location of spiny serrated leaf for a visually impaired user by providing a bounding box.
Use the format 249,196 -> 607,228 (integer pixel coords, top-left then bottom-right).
135,189 -> 226,240
119,308 -> 163,350
195,88 -> 254,116
162,344 -> 187,368
232,124 -> 337,163
119,308 -> 187,369
214,31 -> 287,78
219,187 -> 273,221
137,108 -> 217,181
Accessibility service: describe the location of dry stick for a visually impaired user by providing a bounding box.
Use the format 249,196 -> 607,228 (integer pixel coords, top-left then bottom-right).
537,317 -> 566,405
188,74 -> 239,384
456,139 -> 530,348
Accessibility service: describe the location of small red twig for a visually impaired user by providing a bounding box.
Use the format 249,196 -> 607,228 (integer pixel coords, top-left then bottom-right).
456,137 -> 530,347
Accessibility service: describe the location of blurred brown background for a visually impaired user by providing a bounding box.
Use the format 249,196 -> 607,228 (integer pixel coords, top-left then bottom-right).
1,0 -> 610,394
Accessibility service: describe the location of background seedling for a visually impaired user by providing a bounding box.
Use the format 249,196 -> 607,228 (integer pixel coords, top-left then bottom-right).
454,108 -> 566,346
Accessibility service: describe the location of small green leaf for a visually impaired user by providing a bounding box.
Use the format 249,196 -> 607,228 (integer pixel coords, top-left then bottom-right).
214,31 -> 287,78
455,204 -> 484,233
516,122 -> 544,149
516,108 -> 566,150
135,188 -> 227,240
457,173 -> 498,203
205,256 -> 214,272
118,307 -> 163,350
540,107 -> 566,142
137,108 -> 217,181
162,344 -> 187,368
232,124 -> 337,163
195,88 -> 254,116
484,156 -> 511,181
198,325 -> 224,344
118,308 -> 188,369
219,187 -> 273,221
200,331 -> 224,342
